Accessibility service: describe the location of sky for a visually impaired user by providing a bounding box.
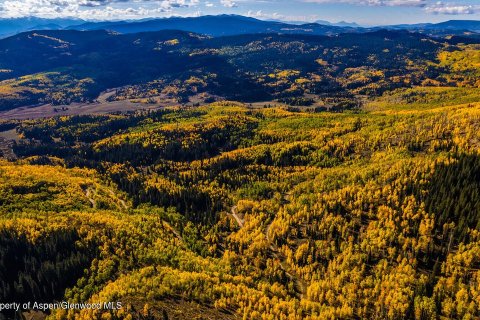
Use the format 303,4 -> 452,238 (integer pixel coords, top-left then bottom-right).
0,0 -> 479,26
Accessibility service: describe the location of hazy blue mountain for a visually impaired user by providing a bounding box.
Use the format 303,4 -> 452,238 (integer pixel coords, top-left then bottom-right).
0,17 -> 85,38
432,20 -> 480,32
316,20 -> 361,28
66,14 -> 359,36
384,20 -> 480,36
266,19 -> 361,28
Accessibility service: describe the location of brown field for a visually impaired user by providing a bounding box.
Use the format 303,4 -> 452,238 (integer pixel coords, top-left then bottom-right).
0,90 -> 224,120
0,129 -> 20,141
0,100 -> 164,120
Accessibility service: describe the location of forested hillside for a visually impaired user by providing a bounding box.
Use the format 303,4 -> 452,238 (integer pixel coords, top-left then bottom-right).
1,80 -> 480,318
1,29 -> 478,113
1,18 -> 480,319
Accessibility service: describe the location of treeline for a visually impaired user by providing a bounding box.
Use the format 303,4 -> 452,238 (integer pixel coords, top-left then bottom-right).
425,154 -> 480,242
0,229 -> 97,317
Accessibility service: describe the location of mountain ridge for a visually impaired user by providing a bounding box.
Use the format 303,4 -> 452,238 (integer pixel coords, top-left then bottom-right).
2,15 -> 480,39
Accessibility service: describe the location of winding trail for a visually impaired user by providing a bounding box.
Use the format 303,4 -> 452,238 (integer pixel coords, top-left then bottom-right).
84,184 -> 130,211
163,222 -> 185,243
108,189 -> 128,210
229,206 -> 244,228
84,187 -> 96,208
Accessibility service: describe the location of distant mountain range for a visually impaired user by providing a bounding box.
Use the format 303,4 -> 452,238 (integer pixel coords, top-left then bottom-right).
1,15 -> 480,39
315,20 -> 361,28
0,17 -> 84,38
66,15 -> 356,37
389,20 -> 480,32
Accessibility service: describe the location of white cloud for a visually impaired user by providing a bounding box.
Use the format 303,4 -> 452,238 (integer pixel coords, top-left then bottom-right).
246,10 -> 319,23
302,0 -> 427,6
220,0 -> 237,8
0,0 -> 201,19
247,10 -> 284,19
426,2 -> 480,14
303,0 -> 480,15
1,0 -> 478,19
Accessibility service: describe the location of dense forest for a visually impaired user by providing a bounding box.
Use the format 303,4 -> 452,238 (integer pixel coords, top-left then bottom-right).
1,26 -> 480,320
1,80 -> 480,318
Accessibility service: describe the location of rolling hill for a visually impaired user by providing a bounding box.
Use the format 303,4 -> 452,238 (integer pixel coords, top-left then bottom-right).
0,28 -> 446,112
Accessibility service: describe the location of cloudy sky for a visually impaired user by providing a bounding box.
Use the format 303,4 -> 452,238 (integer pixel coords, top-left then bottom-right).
0,0 -> 479,25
